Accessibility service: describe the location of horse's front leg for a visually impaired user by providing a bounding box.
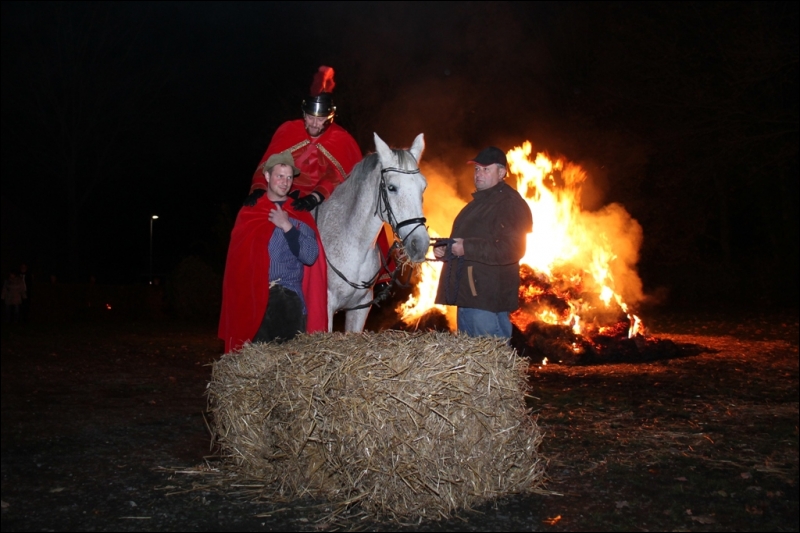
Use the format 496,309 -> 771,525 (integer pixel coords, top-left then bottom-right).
326,289 -> 336,332
344,306 -> 371,333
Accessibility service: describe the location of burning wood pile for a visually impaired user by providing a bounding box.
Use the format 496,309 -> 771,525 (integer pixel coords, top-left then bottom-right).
510,264 -> 683,364
510,319 -> 686,365
207,331 -> 546,522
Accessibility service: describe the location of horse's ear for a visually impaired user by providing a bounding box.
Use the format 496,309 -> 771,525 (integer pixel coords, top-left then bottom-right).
373,133 -> 395,167
409,134 -> 425,163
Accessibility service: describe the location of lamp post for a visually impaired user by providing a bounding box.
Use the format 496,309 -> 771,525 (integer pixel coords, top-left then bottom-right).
149,215 -> 158,283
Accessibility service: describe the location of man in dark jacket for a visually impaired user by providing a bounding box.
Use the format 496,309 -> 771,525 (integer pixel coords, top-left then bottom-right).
433,146 -> 532,338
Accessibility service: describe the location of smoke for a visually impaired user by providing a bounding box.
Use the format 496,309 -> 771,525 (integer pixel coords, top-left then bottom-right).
419,159 -> 468,238
580,203 -> 645,306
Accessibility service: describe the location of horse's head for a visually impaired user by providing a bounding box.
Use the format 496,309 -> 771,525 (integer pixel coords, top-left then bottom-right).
374,133 -> 430,263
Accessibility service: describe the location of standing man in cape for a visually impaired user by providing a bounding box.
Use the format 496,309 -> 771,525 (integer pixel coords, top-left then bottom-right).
244,66 -> 396,283
219,153 -> 328,354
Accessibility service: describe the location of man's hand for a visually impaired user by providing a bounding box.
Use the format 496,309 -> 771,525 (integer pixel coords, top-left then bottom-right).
292,192 -> 323,211
433,238 -> 464,259
450,238 -> 465,257
243,189 -> 266,207
268,204 -> 292,232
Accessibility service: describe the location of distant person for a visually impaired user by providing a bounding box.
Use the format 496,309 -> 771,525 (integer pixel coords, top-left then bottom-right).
19,263 -> 31,322
433,146 -> 533,339
243,66 -> 395,284
2,271 -> 27,324
219,153 -> 328,353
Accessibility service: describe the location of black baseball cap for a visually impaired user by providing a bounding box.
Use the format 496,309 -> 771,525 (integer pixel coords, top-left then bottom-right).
467,146 -> 508,167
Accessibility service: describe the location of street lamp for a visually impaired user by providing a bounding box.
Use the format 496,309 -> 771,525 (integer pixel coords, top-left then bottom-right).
149,215 -> 159,284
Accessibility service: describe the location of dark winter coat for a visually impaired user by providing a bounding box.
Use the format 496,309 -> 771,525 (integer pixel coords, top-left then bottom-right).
435,181 -> 532,312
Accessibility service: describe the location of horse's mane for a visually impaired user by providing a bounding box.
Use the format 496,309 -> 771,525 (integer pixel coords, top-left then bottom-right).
346,148 -> 418,184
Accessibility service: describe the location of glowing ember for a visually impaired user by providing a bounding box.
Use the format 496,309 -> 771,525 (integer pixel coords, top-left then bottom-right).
399,142 -> 646,342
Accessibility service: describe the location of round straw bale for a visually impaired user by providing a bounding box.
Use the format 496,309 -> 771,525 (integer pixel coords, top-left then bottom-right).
208,330 -> 546,521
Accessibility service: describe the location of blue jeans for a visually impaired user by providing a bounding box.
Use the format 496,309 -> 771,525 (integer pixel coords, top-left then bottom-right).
457,308 -> 512,339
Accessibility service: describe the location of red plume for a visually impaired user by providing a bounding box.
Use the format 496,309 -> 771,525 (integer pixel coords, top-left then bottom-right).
309,66 -> 336,96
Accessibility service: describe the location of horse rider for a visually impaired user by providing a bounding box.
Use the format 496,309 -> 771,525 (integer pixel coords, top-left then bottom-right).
219,152 -> 328,353
244,66 -> 361,212
244,66 -> 396,284
433,146 -> 533,339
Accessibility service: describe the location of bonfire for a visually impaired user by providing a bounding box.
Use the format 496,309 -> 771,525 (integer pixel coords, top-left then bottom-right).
399,142 -> 682,365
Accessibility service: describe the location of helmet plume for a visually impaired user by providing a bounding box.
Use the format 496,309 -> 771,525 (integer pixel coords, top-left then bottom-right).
310,66 -> 336,96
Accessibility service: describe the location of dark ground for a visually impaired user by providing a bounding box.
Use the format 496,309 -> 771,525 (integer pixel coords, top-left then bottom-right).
1,308 -> 798,532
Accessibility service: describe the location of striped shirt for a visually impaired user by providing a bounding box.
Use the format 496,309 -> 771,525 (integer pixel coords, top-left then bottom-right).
268,208 -> 319,314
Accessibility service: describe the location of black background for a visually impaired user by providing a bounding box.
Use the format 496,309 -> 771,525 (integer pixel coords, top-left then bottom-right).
2,1 -> 797,308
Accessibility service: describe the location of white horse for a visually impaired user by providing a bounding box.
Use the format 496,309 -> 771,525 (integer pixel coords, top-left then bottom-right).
317,133 -> 429,332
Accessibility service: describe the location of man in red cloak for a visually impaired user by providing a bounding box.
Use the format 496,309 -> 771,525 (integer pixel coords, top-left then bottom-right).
244,66 -> 395,283
219,153 -> 328,354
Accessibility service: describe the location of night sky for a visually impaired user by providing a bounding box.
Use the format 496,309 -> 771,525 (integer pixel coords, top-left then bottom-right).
2,1 -> 798,307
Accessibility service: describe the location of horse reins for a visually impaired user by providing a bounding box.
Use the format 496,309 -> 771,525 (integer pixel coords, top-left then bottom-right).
437,240 -> 464,306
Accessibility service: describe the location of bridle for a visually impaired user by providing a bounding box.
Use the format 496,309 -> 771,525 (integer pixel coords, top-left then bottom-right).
375,165 -> 427,246
326,160 -> 427,310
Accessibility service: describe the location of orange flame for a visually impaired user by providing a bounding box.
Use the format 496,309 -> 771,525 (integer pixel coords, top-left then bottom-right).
397,232 -> 448,323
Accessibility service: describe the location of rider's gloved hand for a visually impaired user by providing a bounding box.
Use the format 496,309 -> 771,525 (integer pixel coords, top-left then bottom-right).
243,189 -> 266,207
292,192 -> 323,212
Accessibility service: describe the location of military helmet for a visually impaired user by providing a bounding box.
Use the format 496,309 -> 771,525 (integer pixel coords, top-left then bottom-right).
302,92 -> 336,119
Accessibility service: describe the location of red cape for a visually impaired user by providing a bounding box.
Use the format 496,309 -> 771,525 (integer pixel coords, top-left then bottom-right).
250,120 -> 362,199
218,196 -> 328,353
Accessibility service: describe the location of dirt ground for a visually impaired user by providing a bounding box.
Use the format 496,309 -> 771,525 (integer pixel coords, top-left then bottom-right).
1,308 -> 798,532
